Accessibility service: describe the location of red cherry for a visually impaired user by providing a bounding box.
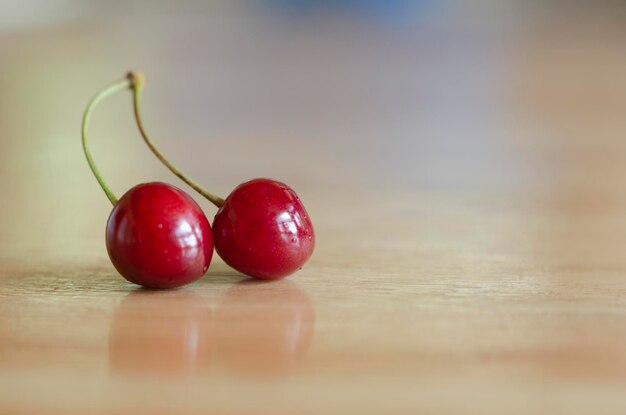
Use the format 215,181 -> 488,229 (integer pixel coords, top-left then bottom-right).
213,179 -> 315,280
123,72 -> 316,279
82,74 -> 215,289
106,183 -> 214,289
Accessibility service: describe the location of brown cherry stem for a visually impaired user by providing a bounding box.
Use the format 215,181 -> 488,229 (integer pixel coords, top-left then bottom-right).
126,71 -> 225,208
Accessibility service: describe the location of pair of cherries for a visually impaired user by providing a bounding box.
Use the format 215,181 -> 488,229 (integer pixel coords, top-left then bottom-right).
82,72 -> 315,288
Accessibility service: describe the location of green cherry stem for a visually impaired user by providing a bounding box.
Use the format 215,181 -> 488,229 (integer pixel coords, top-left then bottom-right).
127,71 -> 225,208
81,77 -> 131,205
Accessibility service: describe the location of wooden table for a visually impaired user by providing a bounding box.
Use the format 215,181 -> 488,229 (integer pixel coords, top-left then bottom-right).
3,186 -> 626,414
2,3 -> 626,414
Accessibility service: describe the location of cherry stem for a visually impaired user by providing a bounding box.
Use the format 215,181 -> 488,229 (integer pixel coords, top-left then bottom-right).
127,71 -> 225,208
81,77 -> 131,205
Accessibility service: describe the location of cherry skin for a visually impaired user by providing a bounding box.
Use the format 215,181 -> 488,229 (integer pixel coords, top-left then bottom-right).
106,182 -> 213,289
212,178 -> 315,280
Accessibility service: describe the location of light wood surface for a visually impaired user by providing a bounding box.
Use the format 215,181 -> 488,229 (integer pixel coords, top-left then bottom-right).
2,3 -> 626,414
3,189 -> 626,415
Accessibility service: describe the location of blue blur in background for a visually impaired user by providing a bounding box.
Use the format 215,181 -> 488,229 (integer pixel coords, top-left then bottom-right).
266,0 -> 434,21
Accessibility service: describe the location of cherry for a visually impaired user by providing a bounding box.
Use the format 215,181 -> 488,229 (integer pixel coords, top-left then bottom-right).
82,73 -> 214,288
213,179 -> 314,279
127,72 -> 315,280
106,183 -> 213,288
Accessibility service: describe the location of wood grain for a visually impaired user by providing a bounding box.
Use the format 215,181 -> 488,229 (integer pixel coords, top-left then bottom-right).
2,188 -> 626,415
2,4 -> 626,414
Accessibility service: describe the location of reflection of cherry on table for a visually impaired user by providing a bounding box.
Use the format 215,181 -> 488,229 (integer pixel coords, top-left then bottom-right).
108,280 -> 314,378
214,280 -> 315,376
108,291 -> 214,378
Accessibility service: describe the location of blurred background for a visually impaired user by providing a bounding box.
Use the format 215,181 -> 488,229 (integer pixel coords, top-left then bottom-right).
1,0 -> 625,262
